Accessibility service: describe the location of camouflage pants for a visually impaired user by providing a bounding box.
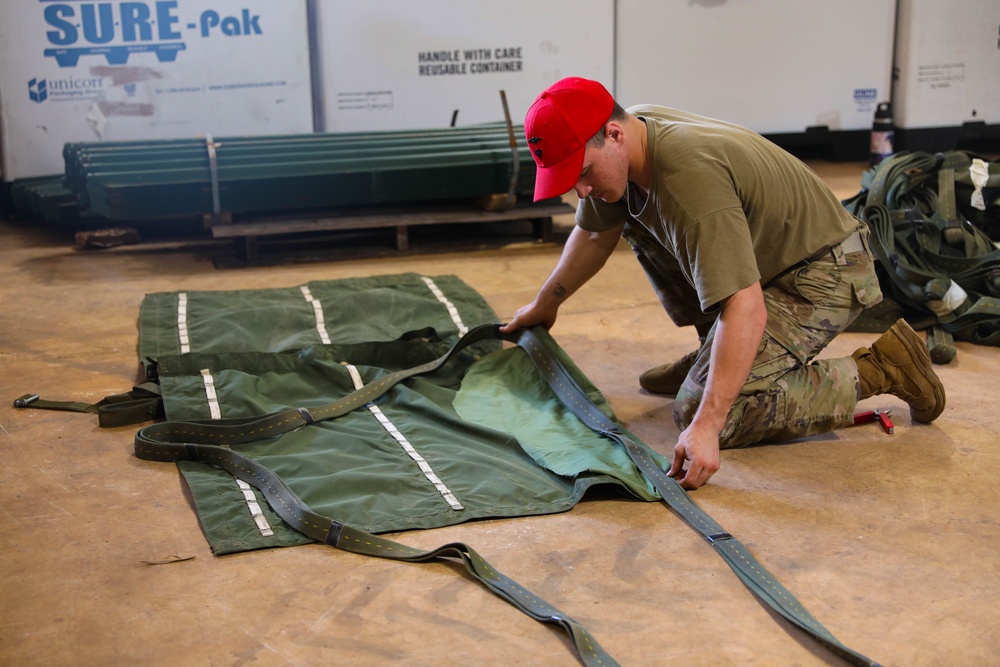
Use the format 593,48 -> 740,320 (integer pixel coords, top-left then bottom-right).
624,221 -> 883,448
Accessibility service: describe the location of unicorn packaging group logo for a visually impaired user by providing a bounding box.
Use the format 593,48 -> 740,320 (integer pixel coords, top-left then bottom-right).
28,78 -> 48,103
25,74 -> 106,103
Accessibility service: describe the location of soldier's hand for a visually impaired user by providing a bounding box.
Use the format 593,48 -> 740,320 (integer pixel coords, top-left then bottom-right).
500,300 -> 557,333
668,424 -> 721,490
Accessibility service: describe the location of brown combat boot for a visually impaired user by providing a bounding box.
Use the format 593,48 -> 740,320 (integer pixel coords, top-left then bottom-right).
852,318 -> 946,423
639,348 -> 699,395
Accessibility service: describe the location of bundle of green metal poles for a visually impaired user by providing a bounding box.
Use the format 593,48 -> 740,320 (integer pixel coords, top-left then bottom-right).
9,175 -> 82,225
62,123 -> 538,221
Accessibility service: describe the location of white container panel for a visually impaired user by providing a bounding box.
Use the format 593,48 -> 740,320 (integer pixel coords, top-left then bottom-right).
615,0 -> 896,135
313,0 -> 614,132
893,0 -> 1000,129
0,0 -> 314,181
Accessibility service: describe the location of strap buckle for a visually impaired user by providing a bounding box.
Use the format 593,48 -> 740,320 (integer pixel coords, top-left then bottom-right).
13,393 -> 39,408
706,532 -> 734,545
297,407 -> 316,425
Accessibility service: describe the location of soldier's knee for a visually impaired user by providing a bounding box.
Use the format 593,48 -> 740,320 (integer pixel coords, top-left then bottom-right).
673,394 -> 698,431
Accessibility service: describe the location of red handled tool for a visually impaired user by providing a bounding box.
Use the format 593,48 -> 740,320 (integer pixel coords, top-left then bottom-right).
853,408 -> 894,434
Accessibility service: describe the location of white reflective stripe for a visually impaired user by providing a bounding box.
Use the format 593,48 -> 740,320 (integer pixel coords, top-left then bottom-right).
200,368 -> 274,536
343,363 -> 464,511
970,158 -> 989,211
200,368 -> 222,420
300,285 -> 332,344
177,293 -> 191,353
926,280 -> 969,316
311,301 -> 331,344
420,276 -> 468,336
236,479 -> 275,536
343,362 -> 365,389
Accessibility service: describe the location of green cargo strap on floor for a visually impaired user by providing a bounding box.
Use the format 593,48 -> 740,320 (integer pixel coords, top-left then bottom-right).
135,323 -> 881,667
511,327 -> 882,667
135,323 -> 619,667
842,150 -> 1000,361
137,449 -> 617,666
12,383 -> 163,428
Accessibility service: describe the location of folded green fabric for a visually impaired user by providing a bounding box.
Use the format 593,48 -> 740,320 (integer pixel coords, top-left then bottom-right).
141,273 -> 665,554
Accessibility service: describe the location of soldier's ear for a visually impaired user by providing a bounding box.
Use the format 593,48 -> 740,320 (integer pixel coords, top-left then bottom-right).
605,121 -> 625,145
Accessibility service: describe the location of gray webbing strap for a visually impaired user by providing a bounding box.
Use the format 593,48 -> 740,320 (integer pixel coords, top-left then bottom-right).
13,383 -> 164,427
135,323 -> 881,666
136,437 -> 615,666
512,327 -> 881,666
135,323 -> 617,667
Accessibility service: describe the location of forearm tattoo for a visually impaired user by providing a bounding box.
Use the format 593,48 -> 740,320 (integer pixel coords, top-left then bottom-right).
553,282 -> 567,298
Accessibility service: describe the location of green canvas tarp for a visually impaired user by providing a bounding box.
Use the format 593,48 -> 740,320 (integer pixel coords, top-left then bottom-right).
138,273 -> 664,554
129,272 -> 879,667
137,273 -> 500,371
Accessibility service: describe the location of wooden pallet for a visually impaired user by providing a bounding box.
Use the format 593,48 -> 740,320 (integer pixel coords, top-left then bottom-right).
210,200 -> 573,261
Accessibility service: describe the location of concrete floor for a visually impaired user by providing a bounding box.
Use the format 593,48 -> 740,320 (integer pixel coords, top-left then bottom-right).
1,161 -> 998,666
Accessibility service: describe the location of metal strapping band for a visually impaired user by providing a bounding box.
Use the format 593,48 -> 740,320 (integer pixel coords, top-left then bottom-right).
205,134 -> 221,219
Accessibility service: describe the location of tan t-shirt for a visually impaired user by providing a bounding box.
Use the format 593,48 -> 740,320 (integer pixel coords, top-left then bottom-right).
577,105 -> 857,312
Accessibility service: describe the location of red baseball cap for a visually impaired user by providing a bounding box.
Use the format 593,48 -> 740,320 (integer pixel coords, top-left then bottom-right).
524,77 -> 614,202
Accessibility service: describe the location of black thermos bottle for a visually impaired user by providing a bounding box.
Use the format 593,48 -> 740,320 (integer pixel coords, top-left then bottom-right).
870,102 -> 895,166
